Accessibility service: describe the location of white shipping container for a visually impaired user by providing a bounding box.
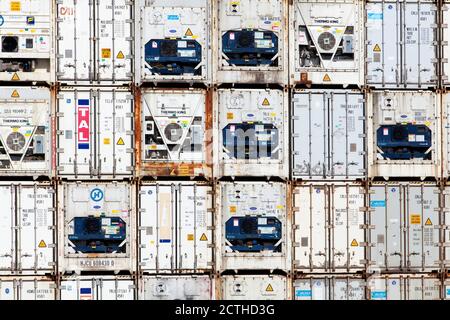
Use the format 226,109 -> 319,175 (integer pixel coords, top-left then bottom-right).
0,183 -> 55,275
441,94 -> 450,178
0,87 -> 52,177
366,0 -> 438,88
0,0 -> 54,83
215,0 -> 288,84
293,183 -> 366,272
140,276 -> 214,300
294,276 -> 365,300
221,275 -> 289,300
368,275 -> 441,300
57,182 -> 135,274
367,91 -> 440,179
60,276 -> 135,300
292,90 -> 366,180
289,0 -> 364,87
136,0 -> 211,84
56,0 -> 133,84
442,187 -> 450,267
442,2 -> 450,87
139,182 -> 213,273
56,88 -> 134,179
215,88 -> 288,178
216,182 -> 290,272
139,89 -> 212,178
368,183 -> 440,272
0,277 -> 56,300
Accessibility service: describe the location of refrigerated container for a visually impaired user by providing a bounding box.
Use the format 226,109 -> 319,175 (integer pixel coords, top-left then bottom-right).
367,91 -> 440,179
59,276 -> 135,300
0,183 -> 55,275
0,87 -> 52,177
0,277 -> 56,300
56,88 -> 134,180
289,0 -> 364,87
441,186 -> 450,270
441,93 -> 450,179
293,183 -> 366,272
215,88 -> 288,178
442,1 -> 450,88
137,88 -> 212,178
214,0 -> 288,84
216,181 -> 290,272
138,182 -> 214,273
368,182 -> 441,272
365,0 -> 438,88
57,182 -> 136,274
56,0 -> 133,84
221,275 -> 289,300
292,90 -> 366,180
294,276 -> 365,300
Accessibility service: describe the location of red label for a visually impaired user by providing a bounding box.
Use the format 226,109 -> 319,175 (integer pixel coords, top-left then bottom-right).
77,100 -> 90,149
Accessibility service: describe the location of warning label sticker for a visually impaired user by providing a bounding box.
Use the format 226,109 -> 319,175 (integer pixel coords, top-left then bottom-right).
351,239 -> 358,247
410,214 -> 421,225
102,48 -> 111,58
323,74 -> 331,82
425,218 -> 432,226
262,98 -> 270,106
11,73 -> 20,81
266,284 -> 274,292
200,233 -> 207,241
38,240 -> 47,248
116,51 -> 125,59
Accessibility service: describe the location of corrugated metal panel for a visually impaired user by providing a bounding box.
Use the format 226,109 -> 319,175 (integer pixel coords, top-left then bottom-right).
57,182 -> 135,274
56,88 -> 134,179
140,276 -> 213,300
216,182 -> 290,272
56,0 -> 133,84
216,89 -> 288,178
292,90 -> 366,180
139,182 -> 213,273
221,275 -> 288,300
368,183 -> 440,272
294,276 -> 365,300
442,93 -> 450,178
366,0 -> 438,88
293,183 -> 366,272
139,89 -> 212,178
0,277 -> 56,300
442,3 -> 450,86
0,87 -> 52,176
59,276 -> 135,300
290,0 -> 364,86
368,91 -> 440,179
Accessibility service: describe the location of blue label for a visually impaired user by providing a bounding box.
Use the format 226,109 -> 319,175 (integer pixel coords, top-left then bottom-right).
388,5 -> 393,9
371,291 -> 387,299
5,288 -> 9,294
0,15 -> 4,27
370,200 -> 386,207
169,29 -> 177,33
264,20 -> 271,24
160,239 -> 171,243
90,188 -> 104,202
78,143 -> 89,150
66,99 -> 71,103
78,99 -> 89,106
446,288 -> 450,296
249,207 -> 257,211
26,16 -> 35,25
93,205 -> 101,209
295,290 -> 312,297
400,115 -> 407,118
367,12 -> 383,20
167,15 -> 179,20
246,113 -> 255,117
148,190 -> 153,195
80,288 -> 92,294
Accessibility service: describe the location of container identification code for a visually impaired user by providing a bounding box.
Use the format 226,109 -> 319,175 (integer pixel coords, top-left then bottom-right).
77,99 -> 90,149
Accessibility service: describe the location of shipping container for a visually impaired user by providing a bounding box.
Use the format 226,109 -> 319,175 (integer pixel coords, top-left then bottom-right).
0,0 -> 54,83
139,275 -> 214,300
139,182 -> 213,273
293,183 -> 366,272
367,274 -> 442,300
0,277 -> 56,300
292,90 -> 366,180
441,93 -> 450,178
221,275 -> 289,300
442,187 -> 450,269
289,0 -> 364,87
367,91 -> 440,179
294,276 -> 365,300
365,0 -> 438,89
368,183 -> 440,272
57,182 -> 135,274
442,1 -> 450,88
446,279 -> 450,299
137,89 -> 212,178
56,88 -> 134,180
136,0 -> 211,84
56,0 -> 133,84
216,182 -> 290,272
0,87 -> 52,177
59,276 -> 135,300
214,0 -> 288,84
215,88 -> 288,178
0,183 -> 55,275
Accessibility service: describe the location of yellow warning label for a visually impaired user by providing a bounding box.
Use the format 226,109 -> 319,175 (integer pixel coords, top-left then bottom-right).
373,44 -> 381,52
230,206 -> 236,213
185,28 -> 193,37
104,138 -> 110,145
102,48 -> 111,58
116,51 -> 125,59
38,240 -> 47,248
262,98 -> 270,106
227,112 -> 234,120
351,239 -> 358,247
410,214 -> 421,225
323,74 -> 331,82
200,233 -> 208,241
11,90 -> 20,98
266,284 -> 274,292
425,218 -> 432,226
187,234 -> 194,241
10,1 -> 21,11
117,137 -> 125,145
11,73 -> 20,81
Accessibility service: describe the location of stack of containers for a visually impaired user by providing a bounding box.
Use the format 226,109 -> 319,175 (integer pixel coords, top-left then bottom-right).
212,0 -> 291,300
289,0 -> 368,300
